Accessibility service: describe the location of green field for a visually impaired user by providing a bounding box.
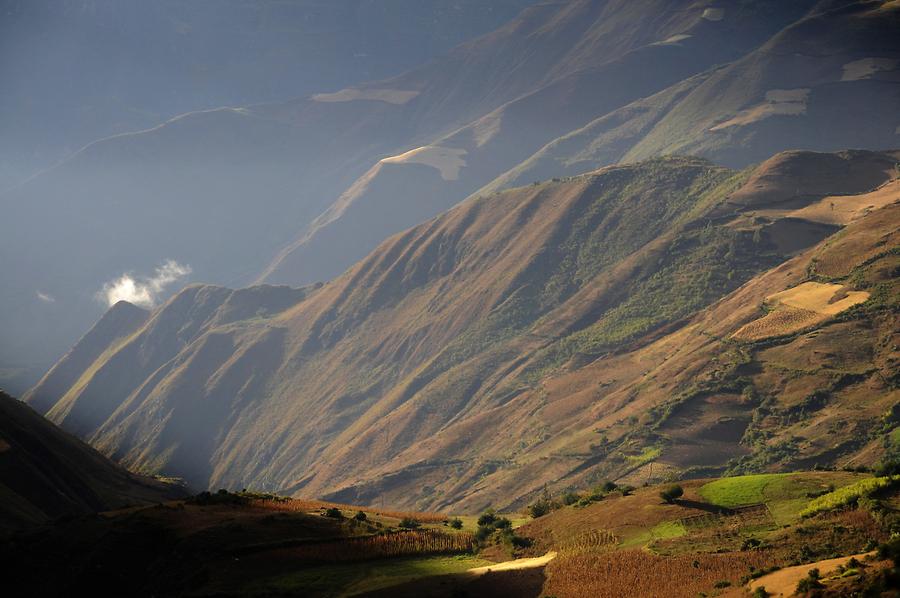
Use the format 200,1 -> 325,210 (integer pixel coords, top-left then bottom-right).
246,554 -> 492,597
698,472 -> 865,524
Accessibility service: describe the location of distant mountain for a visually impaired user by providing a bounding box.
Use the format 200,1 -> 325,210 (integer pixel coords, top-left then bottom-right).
487,0 -> 900,190
6,0 -> 897,397
258,0 -> 822,286
0,389 -> 186,532
29,148 -> 899,511
0,0 -> 534,190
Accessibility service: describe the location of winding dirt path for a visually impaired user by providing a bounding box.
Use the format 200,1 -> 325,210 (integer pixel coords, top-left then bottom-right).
467,551 -> 557,574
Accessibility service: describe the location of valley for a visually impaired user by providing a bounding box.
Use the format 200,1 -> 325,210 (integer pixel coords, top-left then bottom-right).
2,1 -> 899,596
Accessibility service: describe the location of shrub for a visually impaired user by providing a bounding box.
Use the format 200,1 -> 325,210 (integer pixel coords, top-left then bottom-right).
530,500 -> 551,518
494,517 -> 512,529
660,484 -> 684,504
713,580 -> 731,588
752,587 -> 769,598
354,510 -> 367,521
796,568 -> 823,593
324,507 -> 343,519
399,517 -> 420,529
619,485 -> 636,496
477,511 -> 497,526
600,481 -> 618,493
563,492 -> 580,506
449,518 -> 463,530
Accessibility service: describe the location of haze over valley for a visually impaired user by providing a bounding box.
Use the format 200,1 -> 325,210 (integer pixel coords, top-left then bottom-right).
2,1 -> 899,596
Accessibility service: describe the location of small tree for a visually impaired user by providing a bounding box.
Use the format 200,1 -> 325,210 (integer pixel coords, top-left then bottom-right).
660,484 -> 684,504
477,511 -> 497,526
449,517 -> 463,530
399,517 -> 420,529
353,510 -> 367,521
324,507 -> 343,518
563,492 -> 580,506
529,500 -> 551,518
494,517 -> 512,529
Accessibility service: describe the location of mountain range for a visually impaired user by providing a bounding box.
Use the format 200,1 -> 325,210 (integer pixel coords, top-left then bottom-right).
6,0 -> 900,515
3,0 -> 898,396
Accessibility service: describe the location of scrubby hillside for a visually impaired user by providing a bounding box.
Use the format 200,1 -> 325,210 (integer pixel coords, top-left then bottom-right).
5,0 -> 853,393
29,149 -> 899,512
0,390 -> 185,532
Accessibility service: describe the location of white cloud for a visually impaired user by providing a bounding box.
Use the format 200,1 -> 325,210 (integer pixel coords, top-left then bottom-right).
36,291 -> 55,303
98,260 -> 191,308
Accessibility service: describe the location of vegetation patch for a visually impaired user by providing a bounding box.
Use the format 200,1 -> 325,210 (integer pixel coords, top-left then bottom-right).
801,476 -> 900,517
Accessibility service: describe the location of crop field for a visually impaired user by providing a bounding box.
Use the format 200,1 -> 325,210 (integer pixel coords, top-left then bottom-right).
273,529 -> 476,563
801,476 -> 899,517
789,179 -> 900,225
768,282 -> 869,315
732,281 -> 870,341
542,549 -> 779,597
698,472 -> 863,523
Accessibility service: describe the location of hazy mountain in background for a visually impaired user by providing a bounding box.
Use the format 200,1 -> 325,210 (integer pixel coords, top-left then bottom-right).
261,0 -> 899,288
0,0 -> 537,392
28,148 -> 899,511
0,0 -> 534,191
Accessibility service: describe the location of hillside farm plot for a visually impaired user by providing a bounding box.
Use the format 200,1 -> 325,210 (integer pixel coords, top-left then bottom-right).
732,282 -> 869,341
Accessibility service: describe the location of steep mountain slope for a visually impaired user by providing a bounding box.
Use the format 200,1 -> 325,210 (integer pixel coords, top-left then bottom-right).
5,0 -> 760,393
258,0 -> 820,287
0,390 -> 185,532
486,0 -> 900,191
30,149 -> 899,512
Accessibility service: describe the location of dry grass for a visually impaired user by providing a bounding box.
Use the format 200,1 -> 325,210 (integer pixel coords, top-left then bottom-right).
269,529 -> 475,563
732,282 -> 869,341
732,305 -> 823,341
789,179 -> 900,225
542,549 -> 779,597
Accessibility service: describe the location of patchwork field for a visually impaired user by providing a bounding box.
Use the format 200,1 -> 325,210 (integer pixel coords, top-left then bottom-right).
732,282 -> 869,341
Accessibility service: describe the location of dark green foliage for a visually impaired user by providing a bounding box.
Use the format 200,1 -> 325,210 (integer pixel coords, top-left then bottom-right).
529,501 -> 551,518
477,511 -> 497,526
398,517 -> 420,529
660,484 -> 684,504
324,507 -> 343,519
353,510 -> 367,521
795,568 -> 823,593
713,580 -> 731,588
449,517 -> 463,529
600,481 -> 618,493
563,492 -> 580,505
752,588 -> 769,598
494,517 -> 512,529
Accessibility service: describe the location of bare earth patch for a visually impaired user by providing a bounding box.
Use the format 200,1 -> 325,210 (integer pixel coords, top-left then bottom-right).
312,88 -> 420,104
710,89 -> 809,131
380,146 -> 468,180
732,282 -> 869,341
788,179 -> 900,225
841,57 -> 899,81
748,551 -> 874,597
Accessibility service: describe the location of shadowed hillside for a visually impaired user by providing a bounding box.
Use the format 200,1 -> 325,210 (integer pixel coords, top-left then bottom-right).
0,390 -> 186,532
29,149 -> 899,512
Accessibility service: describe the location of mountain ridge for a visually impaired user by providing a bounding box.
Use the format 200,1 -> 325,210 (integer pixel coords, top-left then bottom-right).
29,148 -> 899,511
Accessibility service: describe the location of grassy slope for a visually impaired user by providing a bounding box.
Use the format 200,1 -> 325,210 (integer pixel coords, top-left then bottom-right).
515,472 -> 897,598
29,149 -> 899,513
